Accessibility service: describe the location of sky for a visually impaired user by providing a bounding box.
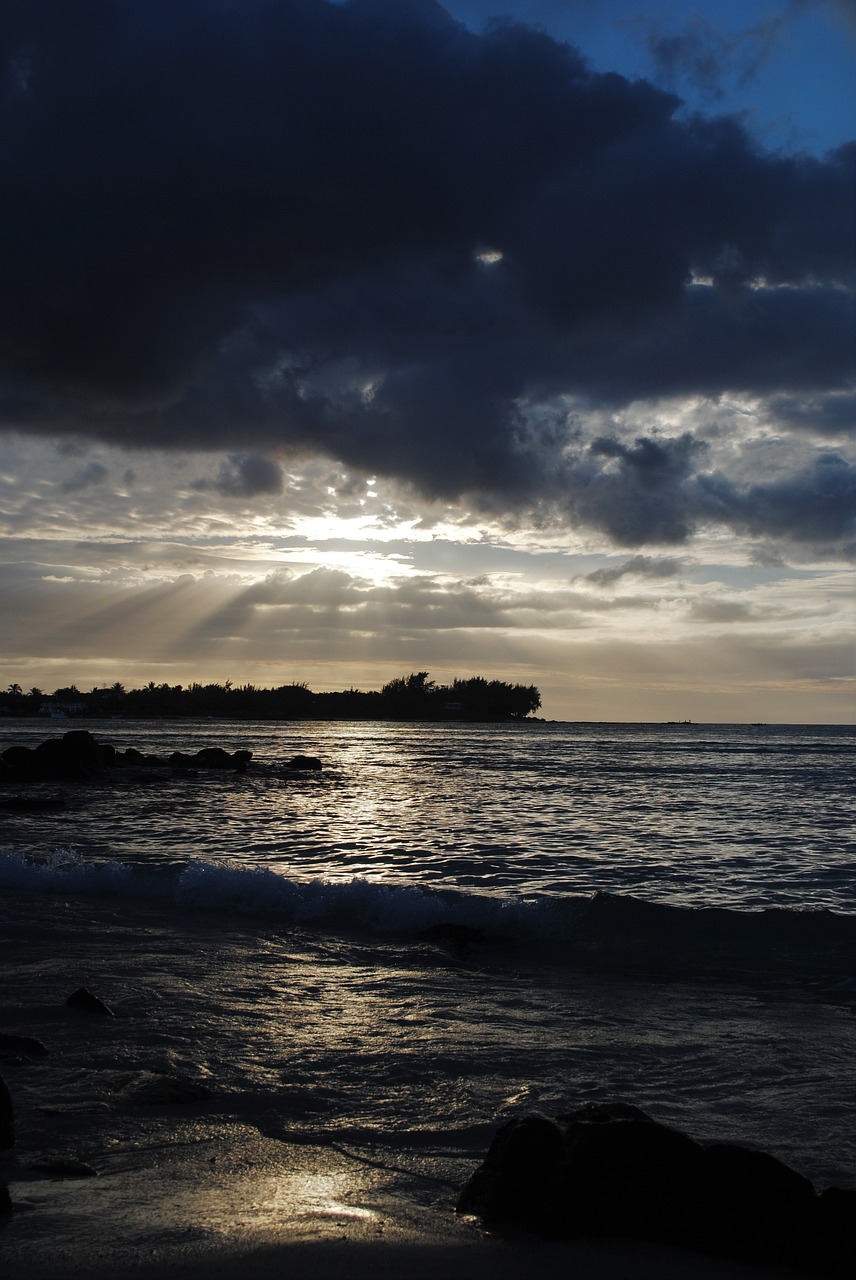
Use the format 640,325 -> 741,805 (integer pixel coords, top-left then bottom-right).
0,0 -> 854,723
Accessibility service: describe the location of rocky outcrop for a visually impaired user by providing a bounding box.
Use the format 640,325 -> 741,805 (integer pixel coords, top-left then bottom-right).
285,754 -> 323,770
2,730 -> 111,780
1,730 -> 253,781
169,747 -> 253,772
0,1033 -> 49,1057
457,1103 -> 854,1276
66,987 -> 115,1017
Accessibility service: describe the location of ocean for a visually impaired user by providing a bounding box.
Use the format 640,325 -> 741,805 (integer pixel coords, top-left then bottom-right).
1,717 -> 855,1240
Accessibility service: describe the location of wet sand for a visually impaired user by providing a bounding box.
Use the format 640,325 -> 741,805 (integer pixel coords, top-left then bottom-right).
3,1118 -> 797,1280
0,889 -> 832,1280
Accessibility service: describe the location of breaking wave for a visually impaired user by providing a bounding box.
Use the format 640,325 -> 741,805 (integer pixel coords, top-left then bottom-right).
2,849 -> 854,980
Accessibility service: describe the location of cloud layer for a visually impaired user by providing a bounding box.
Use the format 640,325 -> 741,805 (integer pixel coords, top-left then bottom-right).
1,0 -> 853,548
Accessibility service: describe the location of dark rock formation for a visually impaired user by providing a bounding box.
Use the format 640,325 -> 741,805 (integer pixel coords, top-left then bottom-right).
285,754 -> 323,770
0,1074 -> 13,1149
0,1033 -> 49,1057
457,1104 -> 855,1276
0,1185 -> 11,1216
1,730 -> 253,781
1,730 -> 111,780
171,746 -> 252,771
66,987 -> 114,1017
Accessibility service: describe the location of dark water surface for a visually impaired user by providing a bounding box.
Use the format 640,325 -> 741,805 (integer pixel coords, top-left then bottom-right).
2,719 -> 854,909
1,719 -> 854,1195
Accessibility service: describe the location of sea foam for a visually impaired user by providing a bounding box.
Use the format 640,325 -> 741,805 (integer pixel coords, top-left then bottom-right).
1,849 -> 853,981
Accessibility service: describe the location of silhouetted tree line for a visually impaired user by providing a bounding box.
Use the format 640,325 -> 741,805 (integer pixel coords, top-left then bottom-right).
0,673 -> 541,722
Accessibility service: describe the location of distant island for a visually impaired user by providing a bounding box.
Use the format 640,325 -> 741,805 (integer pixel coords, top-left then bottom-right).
1,671 -> 541,723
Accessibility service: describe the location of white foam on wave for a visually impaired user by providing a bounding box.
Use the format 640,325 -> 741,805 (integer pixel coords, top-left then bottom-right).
0,848 -> 565,937
0,847 -> 162,895
6,849 -> 851,959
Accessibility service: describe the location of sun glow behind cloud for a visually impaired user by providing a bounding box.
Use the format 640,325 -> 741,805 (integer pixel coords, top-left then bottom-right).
0,432 -> 852,721
0,2 -> 853,721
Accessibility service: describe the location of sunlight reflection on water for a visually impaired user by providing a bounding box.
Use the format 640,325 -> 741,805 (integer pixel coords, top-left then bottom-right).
1,719 -> 853,910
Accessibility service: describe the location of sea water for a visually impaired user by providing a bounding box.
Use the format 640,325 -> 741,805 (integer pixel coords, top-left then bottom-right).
1,719 -> 855,1198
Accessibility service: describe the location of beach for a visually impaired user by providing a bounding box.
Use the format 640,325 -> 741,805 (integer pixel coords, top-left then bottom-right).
0,902 -> 805,1280
1,885 -> 851,1280
2,720 -> 854,1275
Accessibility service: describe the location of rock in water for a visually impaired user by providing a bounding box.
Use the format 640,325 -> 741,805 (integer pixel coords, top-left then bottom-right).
0,1185 -> 12,1216
0,1074 -> 13,1149
0,1033 -> 49,1057
457,1114 -> 564,1227
286,754 -> 323,770
458,1104 -> 854,1277
66,987 -> 114,1017
192,747 -> 237,769
30,730 -> 106,779
169,747 -> 252,771
2,732 -> 252,779
697,1141 -> 815,1263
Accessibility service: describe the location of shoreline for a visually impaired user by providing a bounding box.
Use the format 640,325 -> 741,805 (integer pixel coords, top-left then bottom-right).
1,891 -> 851,1280
3,1121 -> 799,1280
2,713 -> 854,727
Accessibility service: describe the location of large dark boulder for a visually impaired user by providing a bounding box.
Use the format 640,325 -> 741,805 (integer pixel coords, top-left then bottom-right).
458,1106 -> 706,1243
1,732 -> 252,780
457,1115 -> 564,1229
1,746 -> 35,771
0,1033 -> 48,1057
555,1110 -> 707,1244
168,747 -> 252,771
285,754 -> 322,770
458,1105 -> 853,1276
2,730 -> 112,780
696,1141 -> 816,1265
188,747 -> 233,769
66,987 -> 114,1017
34,730 -> 108,777
191,747 -> 252,771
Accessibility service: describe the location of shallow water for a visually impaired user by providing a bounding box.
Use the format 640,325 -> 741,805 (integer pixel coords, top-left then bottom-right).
2,719 -> 854,909
1,718 -> 855,1198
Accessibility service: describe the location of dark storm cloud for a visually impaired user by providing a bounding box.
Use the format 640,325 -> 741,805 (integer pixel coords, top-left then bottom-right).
60,459 -> 109,493
767,391 -> 856,438
1,0 -> 853,545
586,555 -> 685,587
194,454 -> 285,498
700,451 -> 856,545
561,433 -> 705,546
